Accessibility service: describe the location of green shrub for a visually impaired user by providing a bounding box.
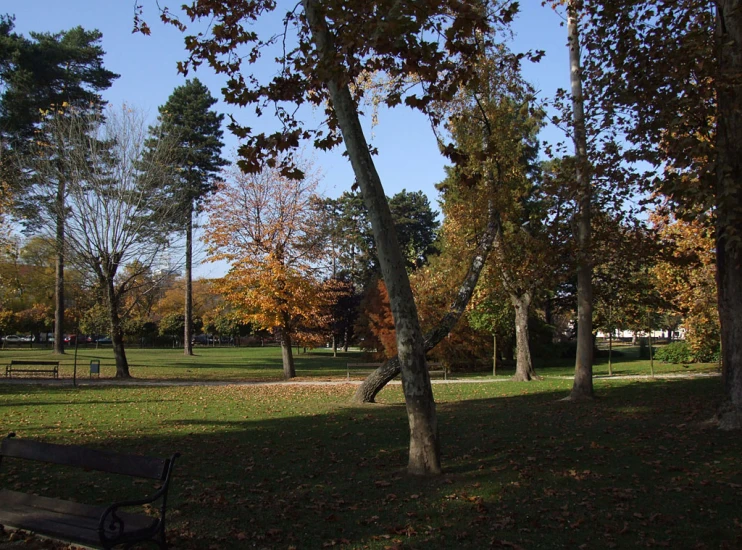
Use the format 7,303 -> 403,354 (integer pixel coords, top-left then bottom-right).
654,341 -> 693,363
654,341 -> 720,363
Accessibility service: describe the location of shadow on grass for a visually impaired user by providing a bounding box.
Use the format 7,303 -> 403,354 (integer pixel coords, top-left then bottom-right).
1,377 -> 740,549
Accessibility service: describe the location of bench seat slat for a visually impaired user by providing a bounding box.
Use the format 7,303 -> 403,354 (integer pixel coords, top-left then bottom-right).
9,361 -> 59,366
0,489 -> 157,546
6,369 -> 57,374
1,438 -> 168,480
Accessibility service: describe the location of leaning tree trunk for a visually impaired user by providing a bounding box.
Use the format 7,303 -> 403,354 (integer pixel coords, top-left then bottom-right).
567,2 -> 594,401
184,201 -> 194,356
715,0 -> 742,430
53,179 -> 65,355
280,317 -> 296,379
352,203 -> 500,404
511,291 -> 537,381
105,278 -> 130,378
303,0 -> 439,475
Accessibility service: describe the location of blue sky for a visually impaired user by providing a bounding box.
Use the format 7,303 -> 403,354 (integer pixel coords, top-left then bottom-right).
8,0 -> 572,277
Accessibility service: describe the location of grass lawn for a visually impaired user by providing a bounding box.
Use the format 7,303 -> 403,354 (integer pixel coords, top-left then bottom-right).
0,341 -> 720,381
1,376 -> 740,549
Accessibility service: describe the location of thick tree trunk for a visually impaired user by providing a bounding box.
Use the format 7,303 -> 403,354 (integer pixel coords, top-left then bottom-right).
567,3 -> 594,401
184,203 -> 194,356
352,203 -> 500,404
648,328 -> 654,377
302,0 -> 440,474
105,278 -> 130,378
53,180 -> 65,355
493,332 -> 497,376
280,320 -> 296,379
511,292 -> 537,381
715,0 -> 742,430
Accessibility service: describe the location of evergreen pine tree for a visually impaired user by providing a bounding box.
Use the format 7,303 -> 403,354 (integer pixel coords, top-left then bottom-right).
147,78 -> 227,355
0,17 -> 118,354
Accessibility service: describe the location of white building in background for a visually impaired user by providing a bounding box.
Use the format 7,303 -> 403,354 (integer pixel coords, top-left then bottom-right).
596,328 -> 686,340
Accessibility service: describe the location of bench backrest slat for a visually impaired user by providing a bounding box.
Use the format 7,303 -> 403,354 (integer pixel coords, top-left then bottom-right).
1,437 -> 167,480
9,361 -> 59,366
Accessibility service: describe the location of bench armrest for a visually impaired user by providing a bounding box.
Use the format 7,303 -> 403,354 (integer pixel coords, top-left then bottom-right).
98,453 -> 179,545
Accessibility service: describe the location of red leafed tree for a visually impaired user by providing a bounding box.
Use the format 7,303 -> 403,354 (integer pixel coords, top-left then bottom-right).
204,162 -> 333,379
355,278 -> 397,359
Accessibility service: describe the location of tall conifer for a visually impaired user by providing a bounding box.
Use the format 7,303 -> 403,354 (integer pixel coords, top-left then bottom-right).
0,17 -> 118,353
147,79 -> 226,355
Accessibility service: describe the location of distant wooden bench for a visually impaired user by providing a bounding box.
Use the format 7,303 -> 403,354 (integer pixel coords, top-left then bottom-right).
428,362 -> 448,380
346,361 -> 448,380
0,433 -> 179,549
5,360 -> 59,379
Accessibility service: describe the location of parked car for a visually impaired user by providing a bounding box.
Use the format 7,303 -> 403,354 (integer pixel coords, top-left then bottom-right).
2,335 -> 34,343
97,336 -> 112,344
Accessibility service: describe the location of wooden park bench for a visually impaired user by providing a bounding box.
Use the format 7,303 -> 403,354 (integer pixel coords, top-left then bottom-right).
0,433 -> 179,549
346,361 -> 448,380
5,360 -> 59,379
427,362 -> 448,380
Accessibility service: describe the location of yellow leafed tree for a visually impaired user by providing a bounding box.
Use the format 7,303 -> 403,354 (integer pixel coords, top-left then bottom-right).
204,161 -> 333,378
652,212 -> 719,361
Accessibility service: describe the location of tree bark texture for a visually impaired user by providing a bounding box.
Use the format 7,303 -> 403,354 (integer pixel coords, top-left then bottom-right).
105,276 -> 130,378
53,179 -> 65,355
511,292 -> 537,381
567,3 -> 594,401
352,203 -> 501,404
715,0 -> 742,430
184,202 -> 194,356
303,0 -> 440,474
493,332 -> 497,376
280,317 -> 296,379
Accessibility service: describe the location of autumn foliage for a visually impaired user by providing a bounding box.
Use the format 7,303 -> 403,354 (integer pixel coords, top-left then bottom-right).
355,279 -> 396,359
652,213 -> 719,361
204,161 -> 334,378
